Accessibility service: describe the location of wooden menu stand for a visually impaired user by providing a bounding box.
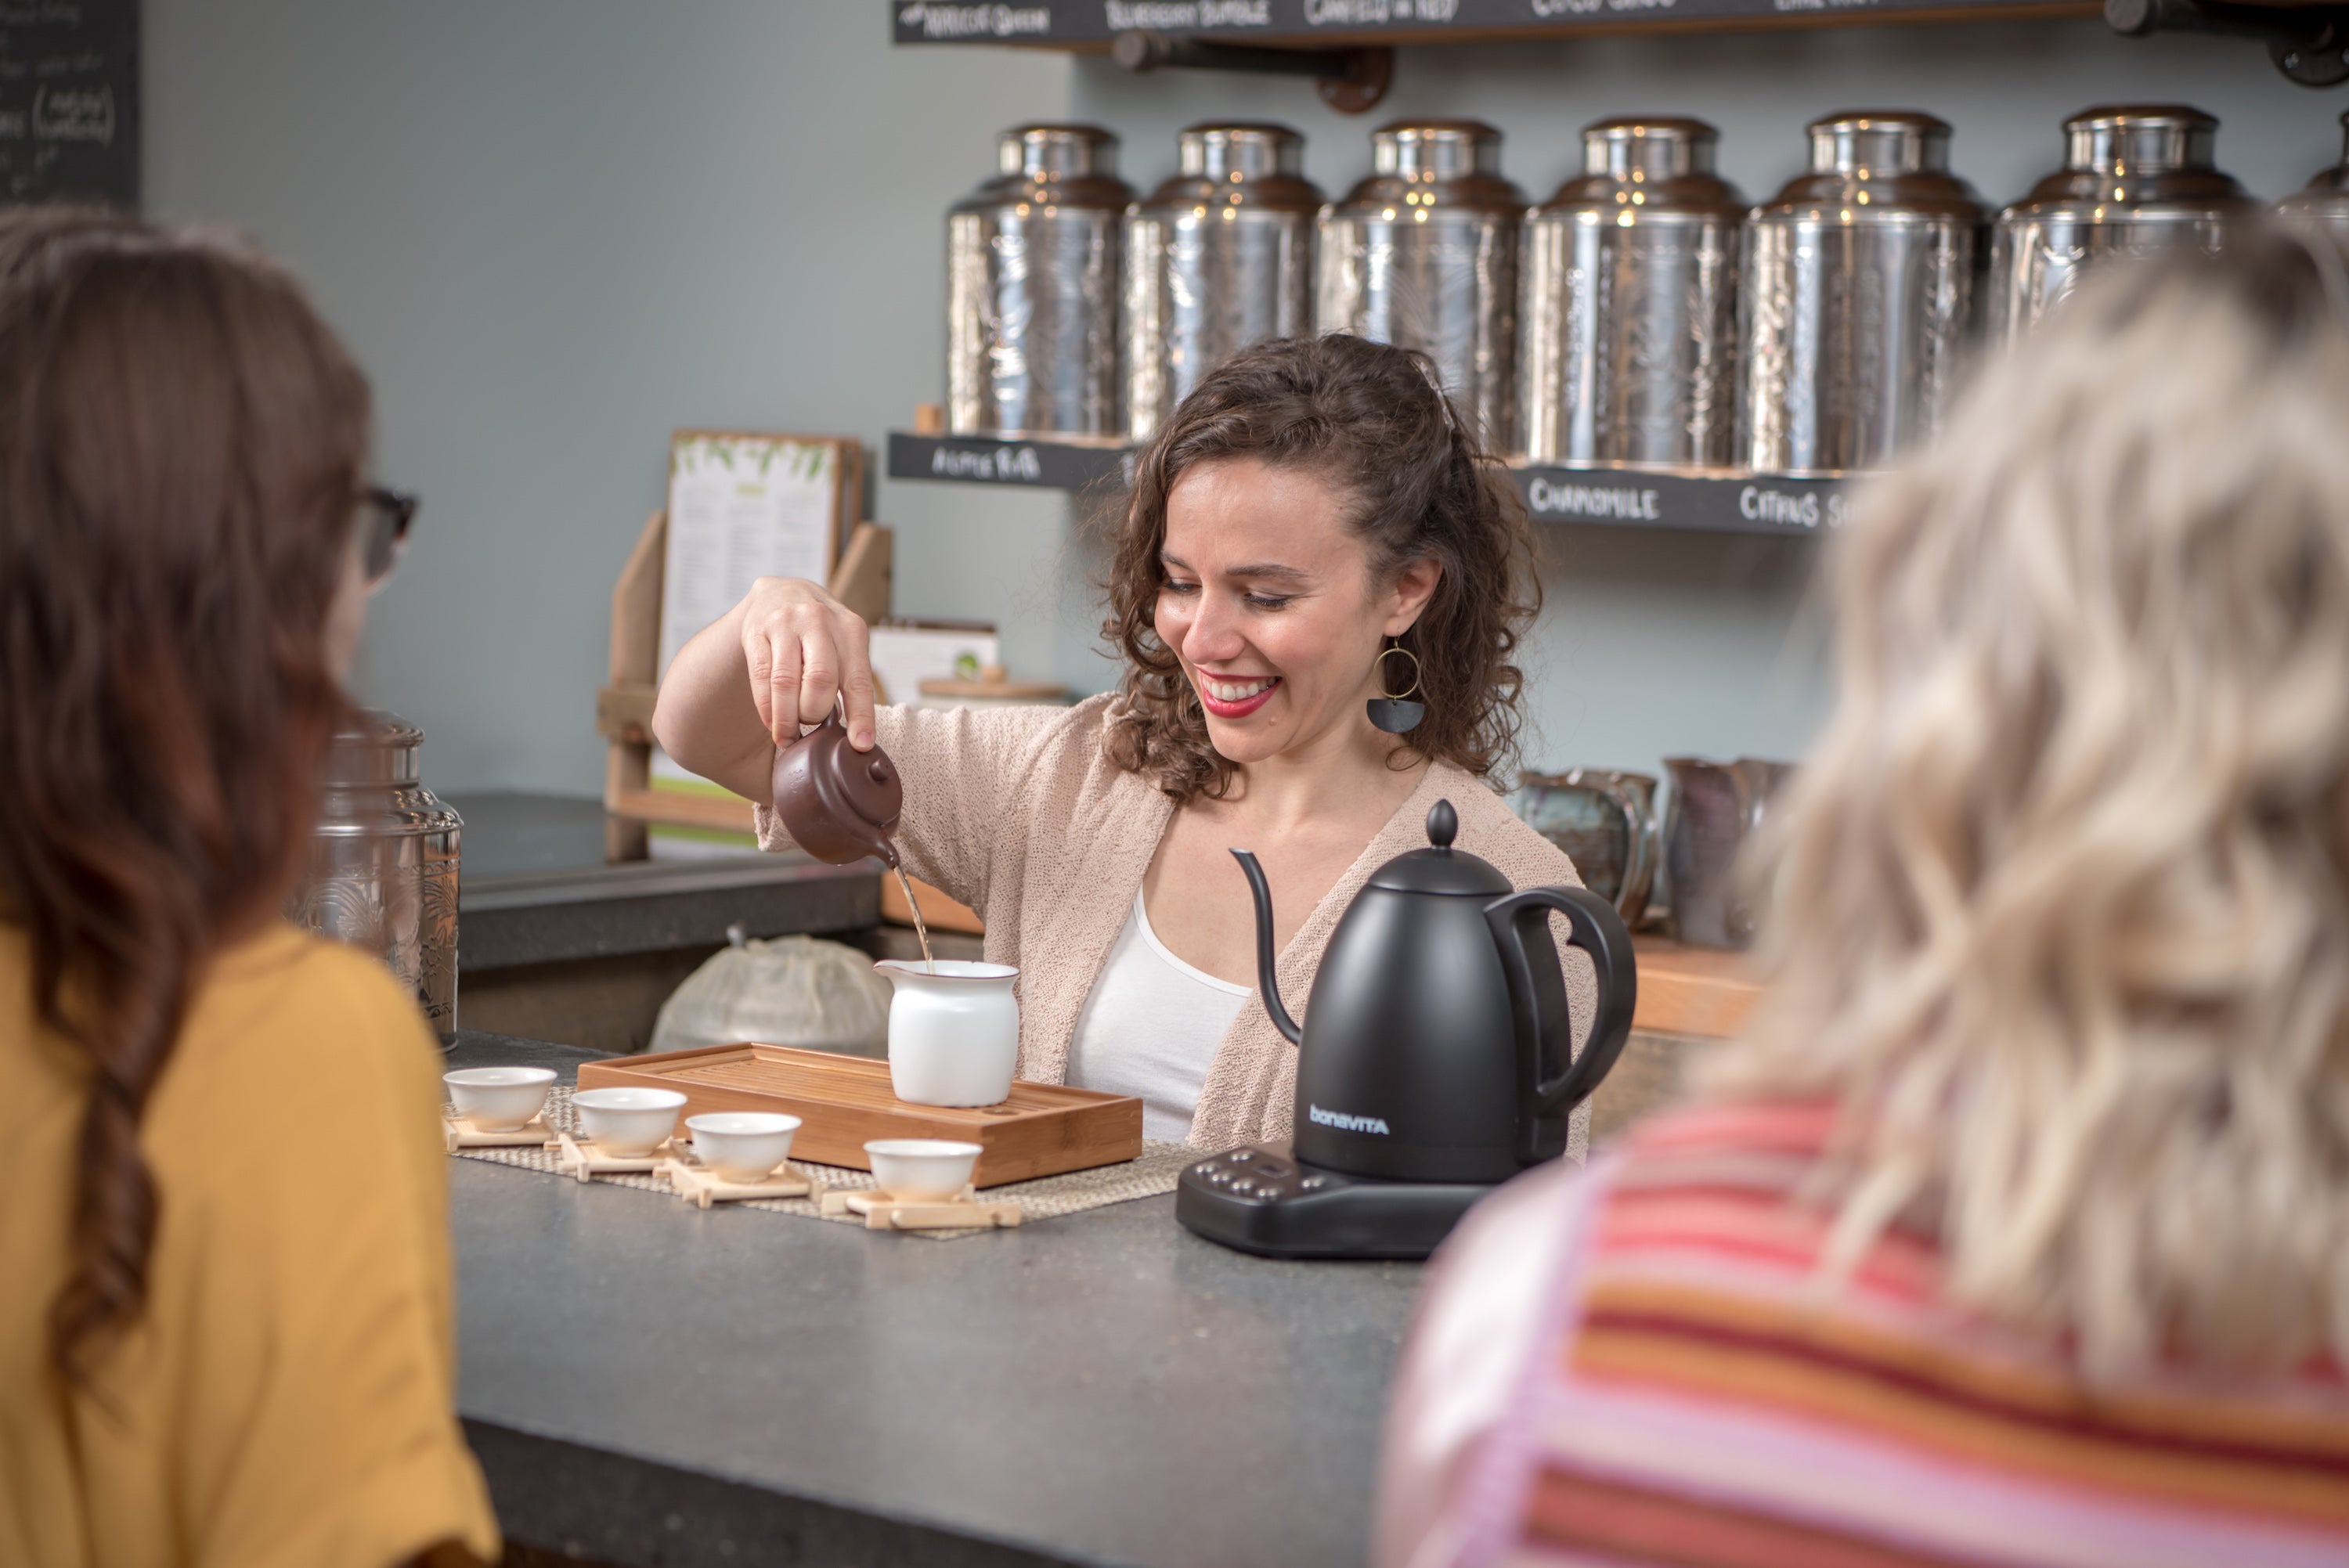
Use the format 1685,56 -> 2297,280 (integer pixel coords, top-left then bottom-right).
597,499 -> 893,863
821,1187 -> 1023,1231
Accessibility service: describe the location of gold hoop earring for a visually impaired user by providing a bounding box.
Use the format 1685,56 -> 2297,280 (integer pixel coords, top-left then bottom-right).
1368,640 -> 1424,735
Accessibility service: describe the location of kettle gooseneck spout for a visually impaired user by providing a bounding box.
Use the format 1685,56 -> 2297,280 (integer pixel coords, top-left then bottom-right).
1229,849 -> 1302,1045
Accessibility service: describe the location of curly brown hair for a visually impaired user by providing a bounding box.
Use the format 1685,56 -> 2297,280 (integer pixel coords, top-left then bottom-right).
1101,333 -> 1542,802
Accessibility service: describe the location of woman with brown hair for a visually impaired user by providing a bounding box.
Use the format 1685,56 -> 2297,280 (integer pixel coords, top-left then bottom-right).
657,333 -> 1598,1150
1375,228 -> 2349,1568
0,210 -> 497,1566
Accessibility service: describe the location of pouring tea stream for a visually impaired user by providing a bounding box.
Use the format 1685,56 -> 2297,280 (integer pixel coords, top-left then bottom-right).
770,707 -> 934,971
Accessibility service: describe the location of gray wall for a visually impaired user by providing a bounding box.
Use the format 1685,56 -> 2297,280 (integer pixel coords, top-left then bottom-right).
145,2 -> 1077,791
146,5 -> 2342,792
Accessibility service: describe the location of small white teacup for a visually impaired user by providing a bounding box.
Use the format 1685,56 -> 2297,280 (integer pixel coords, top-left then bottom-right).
687,1112 -> 802,1182
443,1066 -> 556,1132
864,1138 -> 983,1202
572,1087 -> 687,1157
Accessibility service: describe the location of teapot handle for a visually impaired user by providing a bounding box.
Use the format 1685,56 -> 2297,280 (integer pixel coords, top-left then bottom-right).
1482,885 -> 1637,1162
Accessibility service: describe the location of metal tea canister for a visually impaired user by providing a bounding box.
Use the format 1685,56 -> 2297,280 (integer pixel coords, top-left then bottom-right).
290,710 -> 462,1044
1740,110 -> 1985,477
2280,110 -> 2349,245
1521,116 -> 1743,467
947,123 -> 1135,438
1990,106 -> 2259,344
1125,122 -> 1321,442
1318,120 -> 1526,450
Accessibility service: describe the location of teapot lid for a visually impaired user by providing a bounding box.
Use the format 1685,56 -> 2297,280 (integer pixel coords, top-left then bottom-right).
1366,800 -> 1513,896
791,711 -> 904,838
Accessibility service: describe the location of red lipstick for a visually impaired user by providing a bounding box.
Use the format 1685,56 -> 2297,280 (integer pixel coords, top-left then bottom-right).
1196,675 -> 1281,719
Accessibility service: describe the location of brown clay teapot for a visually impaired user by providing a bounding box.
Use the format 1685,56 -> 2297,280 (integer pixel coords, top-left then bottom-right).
770,709 -> 903,866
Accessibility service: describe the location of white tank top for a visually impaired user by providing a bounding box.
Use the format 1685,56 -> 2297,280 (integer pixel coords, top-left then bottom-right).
1065,888 -> 1251,1143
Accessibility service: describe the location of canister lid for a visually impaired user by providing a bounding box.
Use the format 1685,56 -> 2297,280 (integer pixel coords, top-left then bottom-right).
1178,121 -> 1304,182
1372,120 -> 1503,181
2061,104 -> 2218,175
997,123 -> 1120,179
1581,116 -> 1718,181
2005,103 -> 2251,216
1806,110 -> 1953,177
321,708 -> 423,788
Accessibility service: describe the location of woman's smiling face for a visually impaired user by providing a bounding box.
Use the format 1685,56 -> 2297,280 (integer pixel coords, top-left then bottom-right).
1155,456 -> 1438,767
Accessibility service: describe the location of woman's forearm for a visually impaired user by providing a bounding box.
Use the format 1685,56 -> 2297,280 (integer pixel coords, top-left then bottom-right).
651,597 -> 774,802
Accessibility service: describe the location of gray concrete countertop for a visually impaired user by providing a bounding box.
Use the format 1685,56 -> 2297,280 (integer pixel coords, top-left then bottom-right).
449,1031 -> 1423,1568
449,792 -> 878,971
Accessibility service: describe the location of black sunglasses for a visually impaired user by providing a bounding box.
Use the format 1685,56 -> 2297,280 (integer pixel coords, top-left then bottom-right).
359,485 -> 417,582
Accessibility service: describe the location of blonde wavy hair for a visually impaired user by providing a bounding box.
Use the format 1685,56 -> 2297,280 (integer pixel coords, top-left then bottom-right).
1711,226 -> 2349,1375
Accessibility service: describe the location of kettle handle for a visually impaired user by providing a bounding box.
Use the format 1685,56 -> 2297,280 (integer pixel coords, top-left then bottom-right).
1483,885 -> 1637,1159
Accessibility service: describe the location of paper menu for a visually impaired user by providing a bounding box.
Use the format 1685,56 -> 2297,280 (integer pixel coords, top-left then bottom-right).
656,432 -> 843,680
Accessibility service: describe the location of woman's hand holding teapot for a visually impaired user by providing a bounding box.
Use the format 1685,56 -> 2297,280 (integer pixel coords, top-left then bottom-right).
651,576 -> 881,808
735,576 -> 879,752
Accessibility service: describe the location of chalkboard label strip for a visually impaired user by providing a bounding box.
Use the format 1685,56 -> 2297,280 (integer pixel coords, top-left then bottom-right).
888,0 -> 2077,45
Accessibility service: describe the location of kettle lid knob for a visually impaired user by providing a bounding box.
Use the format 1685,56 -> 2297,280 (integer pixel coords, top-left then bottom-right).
1367,798 -> 1510,894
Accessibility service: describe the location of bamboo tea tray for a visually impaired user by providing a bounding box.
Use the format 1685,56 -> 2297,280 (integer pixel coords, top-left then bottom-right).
574,1042 -> 1142,1187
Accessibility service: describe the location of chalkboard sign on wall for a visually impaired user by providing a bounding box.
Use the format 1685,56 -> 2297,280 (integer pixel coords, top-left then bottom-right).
0,0 -> 135,207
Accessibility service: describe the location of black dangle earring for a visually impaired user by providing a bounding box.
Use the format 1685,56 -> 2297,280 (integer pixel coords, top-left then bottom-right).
1367,640 -> 1425,734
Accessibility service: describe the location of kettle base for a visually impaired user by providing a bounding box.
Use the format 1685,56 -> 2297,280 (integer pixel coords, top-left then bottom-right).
1174,1142 -> 1493,1261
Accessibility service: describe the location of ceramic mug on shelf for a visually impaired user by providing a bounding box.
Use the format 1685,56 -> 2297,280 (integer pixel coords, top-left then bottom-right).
1515,768 -> 1660,926
1663,756 -> 1795,950
876,960 -> 1020,1107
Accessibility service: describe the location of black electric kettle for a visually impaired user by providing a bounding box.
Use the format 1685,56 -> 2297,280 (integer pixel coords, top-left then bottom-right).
1175,798 -> 1636,1259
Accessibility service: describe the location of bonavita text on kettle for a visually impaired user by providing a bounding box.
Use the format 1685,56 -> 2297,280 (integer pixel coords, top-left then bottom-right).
1309,1104 -> 1392,1135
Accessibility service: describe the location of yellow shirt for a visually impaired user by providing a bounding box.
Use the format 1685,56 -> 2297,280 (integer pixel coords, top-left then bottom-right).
1,921 -> 500,1568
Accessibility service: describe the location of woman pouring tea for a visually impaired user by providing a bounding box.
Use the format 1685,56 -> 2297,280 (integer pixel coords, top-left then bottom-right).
655,335 -> 1598,1152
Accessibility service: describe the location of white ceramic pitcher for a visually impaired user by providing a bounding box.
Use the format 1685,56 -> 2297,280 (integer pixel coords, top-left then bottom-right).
875,960 -> 1020,1107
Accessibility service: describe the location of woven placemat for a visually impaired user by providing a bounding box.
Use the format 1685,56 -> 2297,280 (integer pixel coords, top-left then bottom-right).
452,1086 -> 1193,1239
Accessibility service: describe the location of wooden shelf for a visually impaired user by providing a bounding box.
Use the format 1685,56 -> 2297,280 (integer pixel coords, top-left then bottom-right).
889,0 -> 2096,49
888,430 -> 1845,536
1630,935 -> 1762,1039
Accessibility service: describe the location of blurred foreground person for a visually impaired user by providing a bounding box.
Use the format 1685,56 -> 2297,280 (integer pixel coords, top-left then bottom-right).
1377,228 -> 2349,1568
0,211 -> 497,1566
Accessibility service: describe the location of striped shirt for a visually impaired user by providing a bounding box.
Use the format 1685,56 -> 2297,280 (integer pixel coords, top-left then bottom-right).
1377,1101 -> 2349,1568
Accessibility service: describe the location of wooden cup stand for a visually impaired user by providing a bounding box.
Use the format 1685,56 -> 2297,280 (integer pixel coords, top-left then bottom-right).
550,1131 -> 684,1181
660,1158 -> 821,1208
444,1115 -> 555,1152
443,1108 -> 1014,1222
820,1186 -> 1023,1231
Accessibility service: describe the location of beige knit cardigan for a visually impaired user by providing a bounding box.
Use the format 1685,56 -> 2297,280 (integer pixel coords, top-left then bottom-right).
755,694 -> 1599,1160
